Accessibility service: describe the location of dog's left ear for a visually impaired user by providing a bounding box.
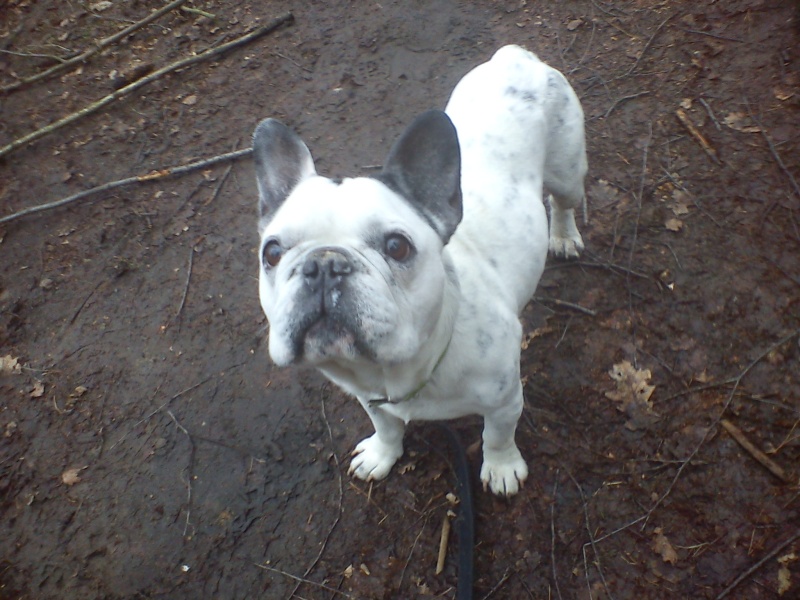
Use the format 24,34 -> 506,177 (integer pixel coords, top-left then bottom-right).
252,118 -> 317,217
379,110 -> 462,244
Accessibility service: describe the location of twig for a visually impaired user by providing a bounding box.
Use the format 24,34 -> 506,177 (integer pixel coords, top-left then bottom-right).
167,409 -> 196,537
180,6 -> 215,19
0,147 -> 252,225
399,518 -> 429,591
603,91 -> 650,119
565,468 -> 613,600
534,296 -> 597,317
480,569 -> 511,600
0,12 -> 294,159
108,369 -> 230,451
205,161 -> 234,205
612,14 -> 672,81
744,98 -> 800,199
172,245 -> 195,328
678,27 -> 744,43
436,511 -> 451,575
288,394 -> 344,598
699,98 -> 722,130
720,419 -> 792,483
0,48 -> 69,63
716,529 -> 800,599
627,122 -> 653,369
642,329 -> 800,529
1,0 -> 191,93
254,563 -> 354,598
675,108 -> 720,164
550,472 -> 563,600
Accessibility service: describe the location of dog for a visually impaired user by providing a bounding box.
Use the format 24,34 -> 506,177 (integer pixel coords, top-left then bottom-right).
252,45 -> 587,495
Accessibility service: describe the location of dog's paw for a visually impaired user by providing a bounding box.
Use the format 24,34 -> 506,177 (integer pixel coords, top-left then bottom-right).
480,446 -> 529,496
548,234 -> 584,259
349,434 -> 403,482
548,196 -> 585,259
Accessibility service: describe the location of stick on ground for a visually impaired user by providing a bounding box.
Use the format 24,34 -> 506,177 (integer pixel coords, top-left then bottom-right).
720,419 -> 792,483
0,147 -> 252,225
0,12 -> 293,160
1,0 -> 191,93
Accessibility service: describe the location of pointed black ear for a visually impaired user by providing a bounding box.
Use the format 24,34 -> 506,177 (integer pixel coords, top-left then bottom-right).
252,118 -> 316,217
378,110 -> 462,243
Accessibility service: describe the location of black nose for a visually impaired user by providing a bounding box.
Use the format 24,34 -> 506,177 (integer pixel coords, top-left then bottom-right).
302,249 -> 352,293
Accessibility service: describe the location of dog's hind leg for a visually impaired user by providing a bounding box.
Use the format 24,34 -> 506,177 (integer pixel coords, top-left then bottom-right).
543,73 -> 588,259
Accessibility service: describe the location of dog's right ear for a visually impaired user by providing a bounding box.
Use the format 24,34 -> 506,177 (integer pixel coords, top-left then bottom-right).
378,110 -> 462,244
252,118 -> 316,217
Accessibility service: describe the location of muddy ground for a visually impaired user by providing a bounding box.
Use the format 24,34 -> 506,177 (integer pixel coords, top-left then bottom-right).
1,1 -> 799,598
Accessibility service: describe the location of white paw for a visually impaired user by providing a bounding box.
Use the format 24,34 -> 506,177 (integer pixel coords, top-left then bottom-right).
480,446 -> 529,496
548,196 -> 585,259
549,233 -> 584,259
348,434 -> 403,482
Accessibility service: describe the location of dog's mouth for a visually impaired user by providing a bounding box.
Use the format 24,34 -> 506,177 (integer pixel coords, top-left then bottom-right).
293,311 -> 363,364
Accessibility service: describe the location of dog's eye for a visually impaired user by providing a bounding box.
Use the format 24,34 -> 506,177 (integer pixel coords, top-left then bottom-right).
384,234 -> 413,262
262,239 -> 284,268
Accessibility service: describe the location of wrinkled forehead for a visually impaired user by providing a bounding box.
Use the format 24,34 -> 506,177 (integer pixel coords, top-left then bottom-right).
260,175 -> 428,240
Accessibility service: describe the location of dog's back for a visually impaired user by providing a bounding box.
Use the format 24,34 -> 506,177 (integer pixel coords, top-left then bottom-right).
444,45 -> 587,312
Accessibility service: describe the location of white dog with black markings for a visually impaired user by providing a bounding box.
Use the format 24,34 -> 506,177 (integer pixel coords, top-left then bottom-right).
252,45 -> 587,495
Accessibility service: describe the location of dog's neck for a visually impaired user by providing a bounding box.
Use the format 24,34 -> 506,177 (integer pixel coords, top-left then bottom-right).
318,264 -> 460,403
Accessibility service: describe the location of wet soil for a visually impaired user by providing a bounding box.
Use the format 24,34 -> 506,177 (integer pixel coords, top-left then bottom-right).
1,1 -> 799,598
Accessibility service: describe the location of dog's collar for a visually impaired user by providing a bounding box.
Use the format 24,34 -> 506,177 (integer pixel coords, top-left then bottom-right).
368,339 -> 451,408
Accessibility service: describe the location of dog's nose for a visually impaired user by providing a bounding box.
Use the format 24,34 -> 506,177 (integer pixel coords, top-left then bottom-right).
302,249 -> 352,293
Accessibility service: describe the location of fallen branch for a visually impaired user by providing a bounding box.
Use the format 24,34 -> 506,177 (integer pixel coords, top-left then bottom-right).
1,0 -> 191,94
716,529 -> 800,599
676,108 -> 721,165
550,472 -> 563,600
612,14 -> 672,81
534,296 -> 597,317
564,467 -> 613,600
0,147 -> 252,225
436,511 -> 451,575
254,563 -> 354,598
0,12 -> 294,159
641,329 -> 800,529
720,419 -> 792,483
287,393 -> 345,598
744,97 -> 800,199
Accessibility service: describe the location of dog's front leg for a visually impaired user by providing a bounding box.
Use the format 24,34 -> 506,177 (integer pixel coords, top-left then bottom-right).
481,389 -> 528,496
349,403 -> 405,482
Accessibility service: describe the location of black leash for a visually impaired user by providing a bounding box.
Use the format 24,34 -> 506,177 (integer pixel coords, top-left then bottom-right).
438,424 -> 474,600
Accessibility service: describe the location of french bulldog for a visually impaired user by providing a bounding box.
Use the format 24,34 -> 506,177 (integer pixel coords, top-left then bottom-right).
252,45 -> 587,495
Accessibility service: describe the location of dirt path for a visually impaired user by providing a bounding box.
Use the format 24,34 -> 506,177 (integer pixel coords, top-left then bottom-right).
1,1 -> 798,598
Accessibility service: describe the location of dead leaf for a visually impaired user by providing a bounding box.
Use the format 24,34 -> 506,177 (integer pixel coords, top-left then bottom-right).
90,1 -> 113,12
679,98 -> 692,110
652,527 -> 679,564
606,361 -> 658,430
182,94 -> 198,106
62,467 -> 84,486
72,385 -> 89,397
774,86 -> 794,102
29,381 -> 45,398
665,218 -> 683,232
778,552 -> 797,596
567,19 -> 583,31
723,111 -> 761,133
1,354 -> 22,375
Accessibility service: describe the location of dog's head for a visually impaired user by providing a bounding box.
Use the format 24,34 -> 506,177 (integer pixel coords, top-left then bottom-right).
253,110 -> 462,368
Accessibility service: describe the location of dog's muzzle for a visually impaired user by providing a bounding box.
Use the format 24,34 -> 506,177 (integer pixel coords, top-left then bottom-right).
302,248 -> 352,302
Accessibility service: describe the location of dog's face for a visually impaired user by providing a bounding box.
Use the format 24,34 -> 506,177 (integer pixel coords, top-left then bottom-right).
253,111 -> 463,369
